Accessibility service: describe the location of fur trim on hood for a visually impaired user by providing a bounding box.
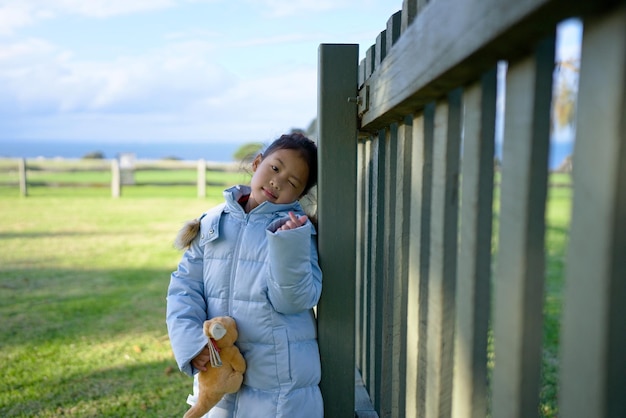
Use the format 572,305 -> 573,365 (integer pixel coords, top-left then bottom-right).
174,218 -> 201,250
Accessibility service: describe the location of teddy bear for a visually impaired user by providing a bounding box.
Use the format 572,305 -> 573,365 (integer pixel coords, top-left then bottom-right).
184,316 -> 246,418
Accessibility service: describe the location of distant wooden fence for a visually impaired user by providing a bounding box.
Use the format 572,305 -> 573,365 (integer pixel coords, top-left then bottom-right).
0,158 -> 240,197
316,0 -> 625,417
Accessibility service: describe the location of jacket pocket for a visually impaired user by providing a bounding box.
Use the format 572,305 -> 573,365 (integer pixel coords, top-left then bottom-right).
273,327 -> 292,385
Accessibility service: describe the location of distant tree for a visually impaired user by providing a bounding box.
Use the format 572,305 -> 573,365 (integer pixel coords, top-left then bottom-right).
494,156 -> 502,171
305,118 -> 317,140
234,142 -> 264,163
552,58 -> 579,132
82,151 -> 105,159
289,127 -> 306,135
555,154 -> 573,173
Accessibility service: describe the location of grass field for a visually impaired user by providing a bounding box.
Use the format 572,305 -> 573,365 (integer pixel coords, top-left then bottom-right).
0,171 -> 571,417
0,193 -> 223,417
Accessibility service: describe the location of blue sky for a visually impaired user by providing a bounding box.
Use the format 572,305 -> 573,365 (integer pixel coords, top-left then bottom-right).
0,0 -> 401,144
0,1 -> 580,146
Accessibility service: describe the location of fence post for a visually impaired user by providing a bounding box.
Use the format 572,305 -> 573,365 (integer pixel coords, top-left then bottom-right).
197,159 -> 206,198
18,158 -> 27,197
317,43 -> 359,418
559,8 -> 626,417
111,159 -> 121,198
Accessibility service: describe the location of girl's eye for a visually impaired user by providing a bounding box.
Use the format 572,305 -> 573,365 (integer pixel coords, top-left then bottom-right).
271,165 -> 278,172
289,181 -> 296,188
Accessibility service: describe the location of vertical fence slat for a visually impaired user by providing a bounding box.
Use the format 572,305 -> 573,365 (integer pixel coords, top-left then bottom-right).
18,158 -> 27,197
559,7 -> 626,418
401,0 -> 418,33
425,89 -> 462,418
376,30 -> 388,68
356,139 -> 364,374
419,105 -> 437,418
111,159 -> 121,198
356,137 -> 379,417
406,111 -> 425,418
386,11 -> 402,52
393,116 -> 412,416
197,159 -> 206,198
491,35 -> 555,418
363,138 -> 374,392
317,43 -> 358,418
452,68 -> 497,418
380,124 -> 399,417
372,131 -> 386,412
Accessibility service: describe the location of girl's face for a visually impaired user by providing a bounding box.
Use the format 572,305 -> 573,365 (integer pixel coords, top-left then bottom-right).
247,148 -> 309,212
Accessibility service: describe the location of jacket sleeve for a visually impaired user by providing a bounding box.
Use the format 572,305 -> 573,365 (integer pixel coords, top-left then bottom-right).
266,221 -> 322,315
166,230 -> 209,376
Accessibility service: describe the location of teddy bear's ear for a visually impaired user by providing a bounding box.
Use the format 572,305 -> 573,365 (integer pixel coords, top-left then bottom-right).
209,322 -> 227,340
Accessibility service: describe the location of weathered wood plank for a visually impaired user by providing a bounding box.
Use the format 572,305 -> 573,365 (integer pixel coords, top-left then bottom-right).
196,159 -> 206,198
380,124 -> 398,417
558,6 -> 626,418
419,105 -> 436,418
356,140 -> 365,374
370,131 -> 386,410
363,138 -> 374,391
386,11 -> 402,56
491,36 -> 555,418
405,111 -> 426,418
317,43 -> 359,418
18,158 -> 27,197
111,159 -> 120,198
425,89 -> 462,418
452,68 -> 497,418
392,117 -> 412,417
375,30 -> 387,69
359,0 -> 614,131
401,0 -> 417,33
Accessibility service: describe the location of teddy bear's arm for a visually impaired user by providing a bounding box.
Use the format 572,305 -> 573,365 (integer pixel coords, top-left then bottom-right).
222,347 -> 247,374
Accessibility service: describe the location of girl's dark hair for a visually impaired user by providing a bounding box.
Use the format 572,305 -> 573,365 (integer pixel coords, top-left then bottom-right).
263,132 -> 318,196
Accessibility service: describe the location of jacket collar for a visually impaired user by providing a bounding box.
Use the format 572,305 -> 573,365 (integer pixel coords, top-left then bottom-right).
223,185 -> 302,216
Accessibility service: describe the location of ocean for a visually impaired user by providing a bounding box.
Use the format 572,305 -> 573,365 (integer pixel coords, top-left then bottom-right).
0,139 -> 574,169
0,141 -> 246,163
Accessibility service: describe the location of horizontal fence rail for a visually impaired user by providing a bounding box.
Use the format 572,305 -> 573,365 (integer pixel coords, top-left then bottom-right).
316,0 -> 625,417
0,158 -> 241,197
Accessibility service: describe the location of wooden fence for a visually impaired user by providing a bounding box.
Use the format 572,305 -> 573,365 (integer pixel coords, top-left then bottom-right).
316,0 -> 625,417
0,158 -> 239,197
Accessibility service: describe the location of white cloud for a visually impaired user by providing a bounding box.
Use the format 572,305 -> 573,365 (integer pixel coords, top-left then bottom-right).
0,32 -> 317,141
0,0 -> 220,34
0,0 -> 401,143
0,36 -> 234,116
0,3 -> 52,36
251,0 -> 383,17
51,0 -> 175,18
556,19 -> 582,62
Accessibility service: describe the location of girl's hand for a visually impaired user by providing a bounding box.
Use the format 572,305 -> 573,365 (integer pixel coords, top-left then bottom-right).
278,212 -> 308,231
191,346 -> 211,372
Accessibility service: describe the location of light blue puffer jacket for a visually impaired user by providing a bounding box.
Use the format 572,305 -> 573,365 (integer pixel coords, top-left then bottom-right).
166,185 -> 323,417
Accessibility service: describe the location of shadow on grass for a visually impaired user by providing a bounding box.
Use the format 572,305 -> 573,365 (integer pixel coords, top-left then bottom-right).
0,231 -> 123,239
1,359 -> 190,417
0,267 -> 195,417
0,267 -> 174,347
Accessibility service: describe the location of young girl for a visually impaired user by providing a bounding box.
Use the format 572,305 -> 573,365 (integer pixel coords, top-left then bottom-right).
166,133 -> 323,417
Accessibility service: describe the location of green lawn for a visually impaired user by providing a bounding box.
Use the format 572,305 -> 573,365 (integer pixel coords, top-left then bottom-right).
0,194 -> 222,417
0,173 -> 571,417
